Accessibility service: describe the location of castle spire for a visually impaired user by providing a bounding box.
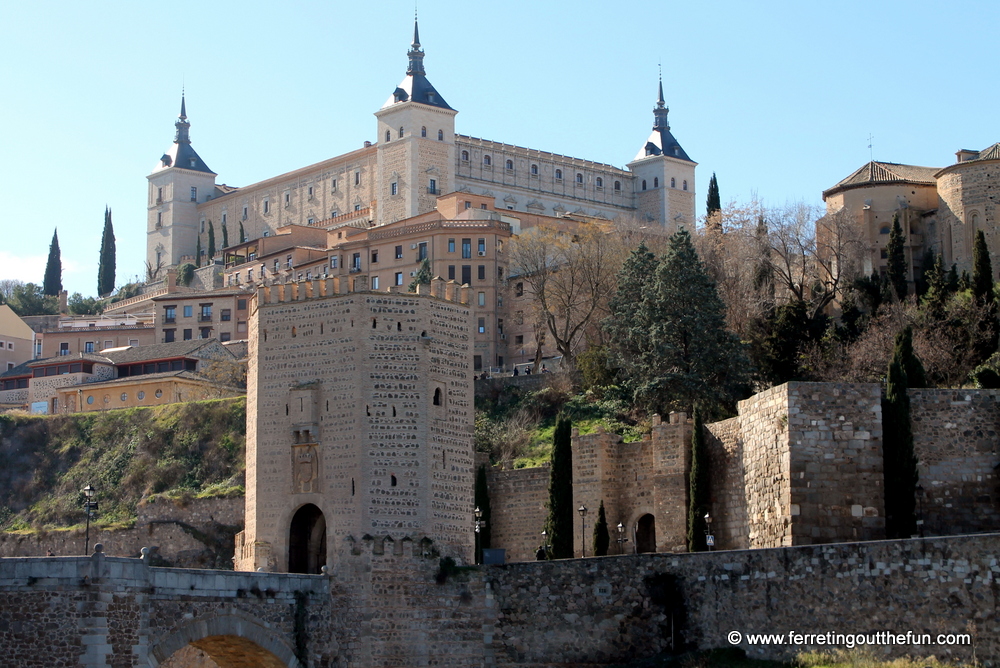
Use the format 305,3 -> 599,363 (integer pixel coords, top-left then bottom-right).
653,74 -> 669,132
407,13 -> 425,76
174,92 -> 191,144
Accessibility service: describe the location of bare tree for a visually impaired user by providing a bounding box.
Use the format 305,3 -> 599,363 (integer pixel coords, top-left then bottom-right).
0,279 -> 24,303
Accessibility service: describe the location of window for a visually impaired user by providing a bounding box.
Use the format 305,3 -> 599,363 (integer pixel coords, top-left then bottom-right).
352,253 -> 362,271
462,239 -> 472,258
642,180 -> 647,190
478,318 -> 485,334
399,126 -> 404,138
120,393 -> 128,402
371,250 -> 379,264
515,335 -> 524,345
531,164 -> 538,175
683,180 -> 688,191
155,389 -> 163,398
183,329 -> 193,340
395,272 -> 404,286
433,387 -> 442,406
200,327 -> 211,339
263,199 -> 270,214
462,265 -> 471,285
391,182 -> 398,196
237,299 -> 247,311
371,276 -> 380,290
164,330 -> 175,343
332,178 -> 338,192
505,159 -> 514,171
190,187 -> 197,201
474,355 -> 482,371
385,130 -> 391,142
438,129 -> 443,141
156,212 -> 162,228
183,305 -> 192,318
483,155 -> 491,166
221,309 -> 231,322
84,341 -> 94,353
242,205 -> 248,220
671,177 -> 676,188
478,292 -> 486,306
220,333 -> 231,342
331,256 -> 339,269
200,305 -> 212,321
614,180 -> 621,191
555,169 -> 562,180
355,171 -> 361,185
307,186 -> 313,199
654,177 -> 659,188
307,217 -> 314,225
418,242 -> 427,260
576,173 -> 583,184
284,191 -> 290,206
448,265 -> 455,280
448,239 -> 455,253
880,226 -> 891,235
421,126 -> 427,137
465,201 -> 472,209
200,220 -> 205,234
354,204 -> 361,211
164,306 -> 176,323
478,265 -> 485,280
461,150 -> 469,162
596,177 -> 603,188
331,210 -> 338,218
478,239 -> 486,255
429,178 -> 436,194
157,187 -> 163,202
87,395 -> 94,405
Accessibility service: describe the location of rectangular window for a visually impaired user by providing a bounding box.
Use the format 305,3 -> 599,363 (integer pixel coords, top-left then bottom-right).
462,265 -> 471,285
84,342 -> 94,353
474,355 -> 482,371
238,299 -> 247,311
183,329 -> 193,341
429,178 -> 437,194
515,282 -> 524,297
371,276 -> 380,290
331,256 -> 339,269
200,305 -> 212,321
448,239 -> 455,253
354,171 -> 360,185
222,213 -> 227,225
242,206 -> 248,220
515,335 -> 524,345
183,305 -> 192,318
164,306 -> 176,323
190,187 -> 197,201
220,332 -> 231,342
478,265 -> 486,280
200,327 -> 212,339
104,340 -> 113,349
395,272 -> 404,286
263,199 -> 270,214
391,182 -> 398,196
371,250 -> 378,263
331,210 -> 338,219
448,265 -> 455,280
395,245 -> 403,259
354,204 -> 361,211
478,239 -> 486,255
465,201 -> 472,210
418,242 -> 428,261
284,192 -> 290,206
477,318 -> 485,334
478,292 -> 486,306
332,178 -> 337,192
221,309 -> 231,322
462,239 -> 472,258
164,329 -> 175,343
352,253 -> 361,270
308,186 -> 314,199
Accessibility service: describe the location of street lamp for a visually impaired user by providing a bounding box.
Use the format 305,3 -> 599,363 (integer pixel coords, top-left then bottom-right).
915,485 -> 925,538
704,512 -> 713,552
540,529 -> 551,560
578,505 -> 588,557
474,506 -> 487,564
82,485 -> 98,555
616,521 -> 629,555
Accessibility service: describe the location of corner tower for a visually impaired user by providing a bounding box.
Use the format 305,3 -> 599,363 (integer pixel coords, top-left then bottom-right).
146,95 -> 217,272
374,17 -> 458,225
627,78 -> 697,231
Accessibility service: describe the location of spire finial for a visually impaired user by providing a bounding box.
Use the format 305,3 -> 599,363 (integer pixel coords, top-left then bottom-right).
657,64 -> 664,106
652,70 -> 669,132
413,8 -> 420,47
180,87 -> 187,120
175,90 -> 191,144
406,15 -> 426,76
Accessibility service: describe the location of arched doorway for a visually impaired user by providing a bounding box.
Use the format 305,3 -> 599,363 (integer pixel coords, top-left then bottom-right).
288,503 -> 326,574
635,514 -> 656,553
151,614 -> 302,668
159,639 -> 288,668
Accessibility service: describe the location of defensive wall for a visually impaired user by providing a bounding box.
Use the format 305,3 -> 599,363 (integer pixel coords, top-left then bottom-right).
1,532 -> 994,665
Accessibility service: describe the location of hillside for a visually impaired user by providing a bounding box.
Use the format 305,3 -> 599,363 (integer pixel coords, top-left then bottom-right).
0,398 -> 245,532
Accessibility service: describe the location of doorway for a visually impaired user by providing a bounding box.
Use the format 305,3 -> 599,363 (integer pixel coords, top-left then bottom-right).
288,504 -> 326,574
635,514 -> 656,553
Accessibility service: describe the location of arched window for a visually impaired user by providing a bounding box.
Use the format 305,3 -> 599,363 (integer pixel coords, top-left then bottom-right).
653,177 -> 659,188
683,180 -> 688,191
483,155 -> 492,166
438,129 -> 444,140
505,159 -> 514,170
576,173 -> 584,184
596,177 -> 603,188
531,164 -> 538,175
461,150 -> 469,161
642,180 -> 647,190
555,169 -> 562,180
421,126 -> 427,137
385,130 -> 391,143
433,387 -> 442,406
614,180 -> 621,191
671,177 -> 676,188
399,127 -> 404,138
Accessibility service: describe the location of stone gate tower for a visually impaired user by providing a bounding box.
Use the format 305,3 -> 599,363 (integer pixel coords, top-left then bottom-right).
235,277 -> 475,573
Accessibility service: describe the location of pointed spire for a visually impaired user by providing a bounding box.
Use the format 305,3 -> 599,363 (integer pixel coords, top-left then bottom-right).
407,13 -> 425,76
657,67 -> 665,107
180,89 -> 187,119
653,72 -> 669,132
175,91 -> 191,144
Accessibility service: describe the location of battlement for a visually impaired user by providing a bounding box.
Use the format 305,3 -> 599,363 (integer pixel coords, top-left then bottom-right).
250,274 -> 470,314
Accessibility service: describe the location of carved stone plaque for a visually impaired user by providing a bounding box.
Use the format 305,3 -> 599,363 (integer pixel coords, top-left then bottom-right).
292,444 -> 319,494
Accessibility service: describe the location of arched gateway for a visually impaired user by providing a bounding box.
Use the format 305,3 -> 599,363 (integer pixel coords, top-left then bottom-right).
150,614 -> 302,668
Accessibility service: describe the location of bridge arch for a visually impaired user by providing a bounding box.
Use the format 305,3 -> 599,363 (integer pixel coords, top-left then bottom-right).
150,612 -> 302,668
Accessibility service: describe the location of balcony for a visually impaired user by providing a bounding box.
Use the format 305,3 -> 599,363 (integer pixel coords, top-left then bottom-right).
163,317 -> 176,325
427,187 -> 440,195
198,315 -> 213,323
349,266 -> 363,274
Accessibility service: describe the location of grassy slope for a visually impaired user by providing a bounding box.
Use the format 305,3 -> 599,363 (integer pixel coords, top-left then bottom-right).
0,398 -> 246,532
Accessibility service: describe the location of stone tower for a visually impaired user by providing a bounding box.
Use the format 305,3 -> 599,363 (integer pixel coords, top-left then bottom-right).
627,77 -> 697,231
374,17 -> 458,225
146,95 -> 217,272
236,277 -> 475,573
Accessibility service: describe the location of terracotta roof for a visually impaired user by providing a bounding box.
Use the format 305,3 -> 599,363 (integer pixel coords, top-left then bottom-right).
102,339 -> 233,365
59,369 -> 229,390
27,353 -> 114,368
823,161 -> 939,198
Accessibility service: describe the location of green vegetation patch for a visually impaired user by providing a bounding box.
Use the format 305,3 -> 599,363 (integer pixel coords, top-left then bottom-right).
0,398 -> 246,531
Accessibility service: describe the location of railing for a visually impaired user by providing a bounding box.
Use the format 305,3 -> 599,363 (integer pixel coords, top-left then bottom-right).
198,315 -> 212,323
104,287 -> 169,313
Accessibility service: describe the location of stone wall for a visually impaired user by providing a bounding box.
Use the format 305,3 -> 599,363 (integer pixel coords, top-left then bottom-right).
909,389 -> 1000,536
485,464 -> 550,563
705,416 -> 746,550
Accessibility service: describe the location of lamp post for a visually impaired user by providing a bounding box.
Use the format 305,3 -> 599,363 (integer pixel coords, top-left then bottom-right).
616,521 -> 628,555
704,512 -> 713,551
474,506 -> 487,564
578,505 -> 588,557
915,485 -> 925,538
82,485 -> 98,555
540,529 -> 551,560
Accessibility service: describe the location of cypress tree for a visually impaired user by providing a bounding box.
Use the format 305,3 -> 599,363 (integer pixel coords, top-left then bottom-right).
592,500 -> 610,557
972,229 -> 995,303
195,237 -> 202,268
239,221 -> 247,245
761,300 -> 809,384
42,229 -> 62,296
921,254 -> 947,316
408,258 -> 433,292
605,243 -> 659,367
886,215 -> 907,300
546,416 -> 574,559
946,264 -> 960,294
474,465 -> 492,555
883,330 -> 919,538
687,408 -> 710,551
208,221 -> 216,260
705,172 -> 721,224
97,207 -> 116,297
222,221 -> 229,249
896,325 -> 927,388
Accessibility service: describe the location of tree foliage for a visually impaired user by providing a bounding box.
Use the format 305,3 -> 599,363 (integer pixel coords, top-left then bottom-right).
546,416 -> 574,559
239,221 -> 246,245
221,221 -> 229,250
687,408 -> 710,551
7,283 -> 58,316
43,229 -> 62,296
177,263 -> 196,287
195,237 -> 202,268
98,207 -> 116,297
705,172 -> 721,221
208,221 -> 216,260
883,327 -> 919,538
407,258 -> 433,292
68,293 -> 104,316
593,499 -> 610,557
886,215 -> 908,300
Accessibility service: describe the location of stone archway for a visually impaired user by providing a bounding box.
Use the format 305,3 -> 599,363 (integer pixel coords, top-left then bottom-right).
150,613 -> 301,668
289,503 -> 327,574
635,513 -> 656,553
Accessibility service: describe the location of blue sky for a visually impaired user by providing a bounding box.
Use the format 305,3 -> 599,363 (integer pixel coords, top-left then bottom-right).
1,0 -> 996,298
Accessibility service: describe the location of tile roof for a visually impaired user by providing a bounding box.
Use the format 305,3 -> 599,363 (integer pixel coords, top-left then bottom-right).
0,360 -> 34,379
102,339 -> 233,365
823,161 -> 939,198
59,369 -> 229,390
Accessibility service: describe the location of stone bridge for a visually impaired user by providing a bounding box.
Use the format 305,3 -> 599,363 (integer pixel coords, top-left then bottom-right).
0,549 -> 333,667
